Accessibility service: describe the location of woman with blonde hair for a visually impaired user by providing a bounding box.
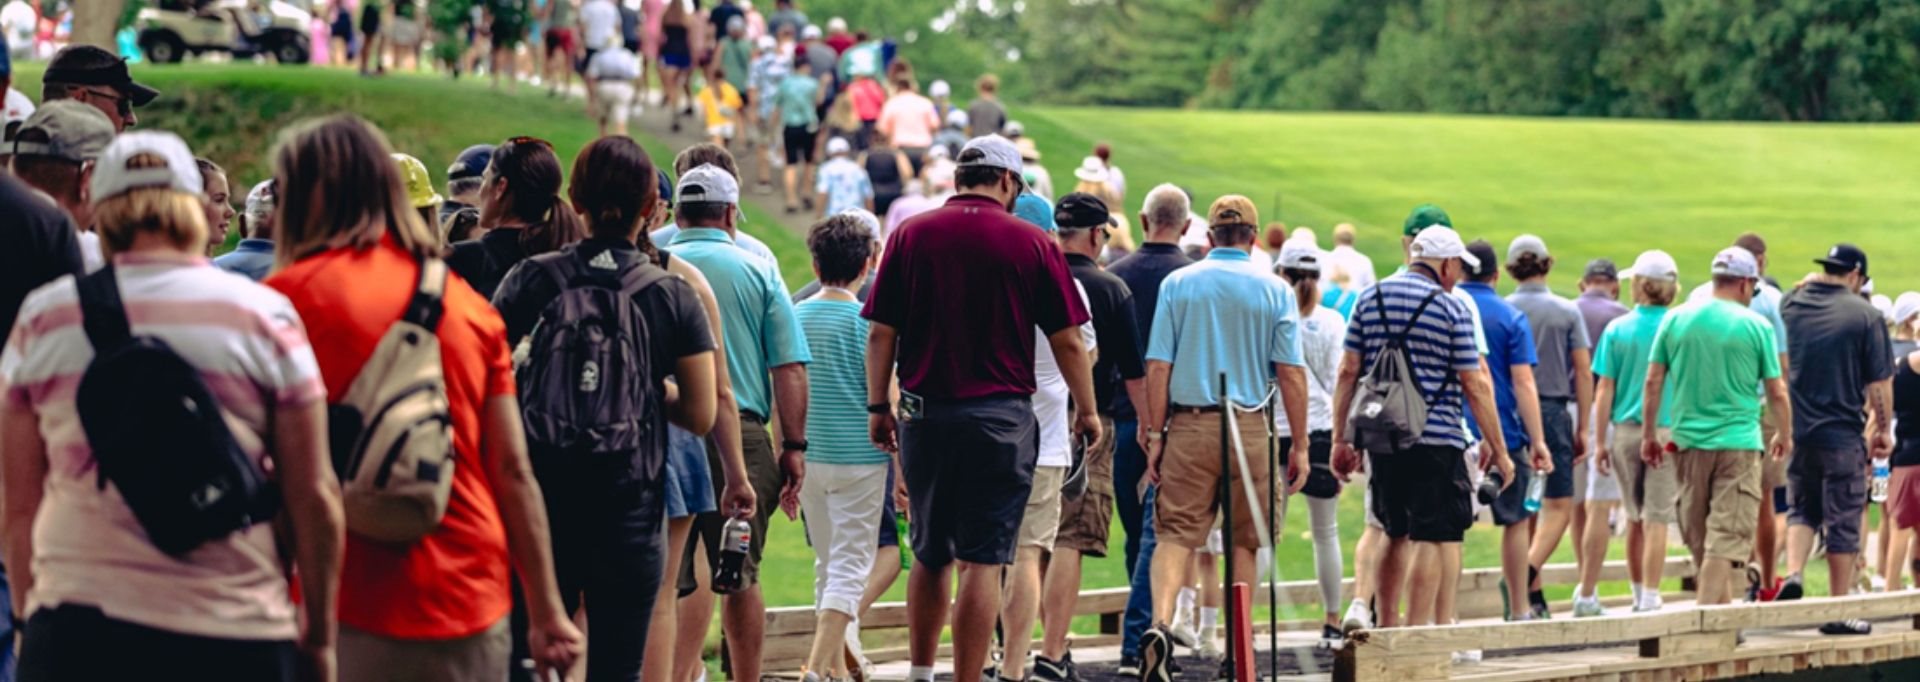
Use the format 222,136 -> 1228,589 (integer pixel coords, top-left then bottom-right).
3,131 -> 344,680
262,114 -> 583,680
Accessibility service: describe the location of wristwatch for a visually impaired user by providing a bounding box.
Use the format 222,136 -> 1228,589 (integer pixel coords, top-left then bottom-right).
866,402 -> 892,415
782,439 -> 810,453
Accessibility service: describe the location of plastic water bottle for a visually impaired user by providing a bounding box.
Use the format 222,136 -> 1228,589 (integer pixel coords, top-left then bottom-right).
1523,470 -> 1548,513
1871,457 -> 1891,504
712,517 -> 752,595
897,514 -> 914,569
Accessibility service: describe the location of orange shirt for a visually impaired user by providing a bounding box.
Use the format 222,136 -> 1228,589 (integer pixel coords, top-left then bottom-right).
267,238 -> 517,640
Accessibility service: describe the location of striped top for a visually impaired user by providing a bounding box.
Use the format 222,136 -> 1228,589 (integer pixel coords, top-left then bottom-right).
796,298 -> 889,465
0,253 -> 324,641
1344,271 -> 1482,449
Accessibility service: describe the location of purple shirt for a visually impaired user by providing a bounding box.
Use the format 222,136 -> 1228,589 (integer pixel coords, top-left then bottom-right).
864,194 -> 1091,399
1578,289 -> 1629,350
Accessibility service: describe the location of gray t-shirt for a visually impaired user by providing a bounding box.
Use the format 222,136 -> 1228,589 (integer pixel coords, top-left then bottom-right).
967,98 -> 1007,139
1781,281 -> 1894,448
1508,281 -> 1591,400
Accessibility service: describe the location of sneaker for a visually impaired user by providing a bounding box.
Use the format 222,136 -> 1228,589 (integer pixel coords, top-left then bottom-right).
1528,589 -> 1551,620
1452,649 -> 1483,664
1167,621 -> 1199,650
1529,601 -> 1552,620
1341,598 -> 1374,633
1633,594 -> 1664,613
1819,619 -> 1872,636
1573,594 -> 1606,618
1319,624 -> 1344,650
1116,656 -> 1140,678
1871,574 -> 1888,593
805,673 -> 824,682
1777,574 -> 1805,601
1745,565 -> 1764,603
1140,627 -> 1174,682
1033,655 -> 1069,682
1061,651 -> 1081,682
1758,578 -> 1784,602
1499,577 -> 1513,620
1196,635 -> 1223,661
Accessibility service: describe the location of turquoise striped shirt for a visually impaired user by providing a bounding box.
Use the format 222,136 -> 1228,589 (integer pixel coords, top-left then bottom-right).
796,298 -> 890,465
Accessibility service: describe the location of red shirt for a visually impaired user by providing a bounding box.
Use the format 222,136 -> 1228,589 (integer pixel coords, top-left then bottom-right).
848,78 -> 887,122
267,239 -> 517,640
826,33 -> 856,55
863,195 -> 1090,400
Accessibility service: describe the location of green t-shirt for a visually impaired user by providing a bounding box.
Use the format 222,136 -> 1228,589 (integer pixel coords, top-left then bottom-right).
1593,305 -> 1674,427
775,74 -> 820,129
1648,298 -> 1781,451
722,38 -> 754,94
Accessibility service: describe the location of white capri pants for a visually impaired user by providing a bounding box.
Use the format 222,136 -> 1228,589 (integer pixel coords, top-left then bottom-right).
801,461 -> 889,616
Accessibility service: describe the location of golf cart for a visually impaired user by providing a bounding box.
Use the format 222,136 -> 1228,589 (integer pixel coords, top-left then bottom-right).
136,0 -> 314,65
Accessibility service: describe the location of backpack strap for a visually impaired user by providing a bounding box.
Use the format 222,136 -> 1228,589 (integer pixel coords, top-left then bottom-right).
403,259 -> 449,331
1396,289 -> 1446,347
528,251 -> 583,293
75,266 -> 133,353
617,262 -> 673,299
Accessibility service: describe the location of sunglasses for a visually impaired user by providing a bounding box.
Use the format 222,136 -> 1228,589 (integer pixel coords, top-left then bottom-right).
75,87 -> 132,117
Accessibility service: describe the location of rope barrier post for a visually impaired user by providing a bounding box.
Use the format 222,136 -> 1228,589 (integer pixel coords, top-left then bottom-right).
1219,372 -> 1236,682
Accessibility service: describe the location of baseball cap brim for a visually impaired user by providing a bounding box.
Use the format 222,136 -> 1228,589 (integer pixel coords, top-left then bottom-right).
1812,256 -> 1858,271
1457,251 -> 1481,270
122,81 -> 160,107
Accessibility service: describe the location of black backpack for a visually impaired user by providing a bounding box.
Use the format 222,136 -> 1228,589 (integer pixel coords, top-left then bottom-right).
73,266 -> 279,557
516,249 -> 670,474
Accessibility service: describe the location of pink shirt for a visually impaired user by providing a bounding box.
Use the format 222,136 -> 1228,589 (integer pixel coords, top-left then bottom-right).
1,253 -> 324,640
848,79 -> 887,122
878,92 -> 940,149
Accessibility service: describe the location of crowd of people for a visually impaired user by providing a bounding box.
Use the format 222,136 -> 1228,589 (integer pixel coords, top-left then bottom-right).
4,25 -> 1920,682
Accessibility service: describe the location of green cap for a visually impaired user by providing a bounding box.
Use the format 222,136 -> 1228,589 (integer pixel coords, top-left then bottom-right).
1403,203 -> 1452,237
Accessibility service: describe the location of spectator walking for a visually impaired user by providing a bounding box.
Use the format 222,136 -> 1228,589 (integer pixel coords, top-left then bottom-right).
815,137 -> 872,217
767,0 -> 807,40
967,74 -> 1008,139
698,66 -> 746,148
748,33 -> 793,193
1572,257 -> 1629,614
775,57 -> 823,214
441,144 -> 494,226
8,100 -> 110,271
1112,185 -> 1197,675
878,75 -> 938,173
1592,250 -> 1682,613
214,180 -> 278,281
1578,259 -> 1628,344
265,114 -> 583,681
1016,137 -> 1053,201
884,178 -> 938,239
449,136 -> 585,299
1503,235 -> 1594,620
585,44 -> 643,136
1092,142 -> 1126,206
862,135 -> 1095,682
861,135 -> 911,217
668,164 -> 810,682
1776,244 -> 1893,636
844,71 -> 886,151
40,46 -> 153,133
932,109 -> 968,160
359,0 -> 386,75
1325,223 -> 1377,293
1889,321 -> 1920,594
649,145 -> 784,274
1138,195 -> 1311,682
1642,246 -> 1792,607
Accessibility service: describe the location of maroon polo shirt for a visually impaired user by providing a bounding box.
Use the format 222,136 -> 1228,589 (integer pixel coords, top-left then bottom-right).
863,194 -> 1090,400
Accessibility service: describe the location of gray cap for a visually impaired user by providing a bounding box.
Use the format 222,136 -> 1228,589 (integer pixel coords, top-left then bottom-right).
1710,246 -> 1760,280
243,179 -> 276,224
677,163 -> 740,205
1506,234 -> 1549,265
11,100 -> 114,162
90,130 -> 203,204
958,134 -> 1024,177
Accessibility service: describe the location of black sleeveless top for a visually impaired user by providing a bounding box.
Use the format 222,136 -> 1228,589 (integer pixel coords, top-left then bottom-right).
1895,353 -> 1920,466
865,152 -> 904,197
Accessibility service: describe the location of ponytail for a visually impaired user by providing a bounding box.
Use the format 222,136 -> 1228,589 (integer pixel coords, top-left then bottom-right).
489,136 -> 582,256
1284,267 -> 1321,316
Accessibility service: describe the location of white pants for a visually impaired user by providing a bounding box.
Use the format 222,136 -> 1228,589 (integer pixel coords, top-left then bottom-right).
800,461 -> 889,616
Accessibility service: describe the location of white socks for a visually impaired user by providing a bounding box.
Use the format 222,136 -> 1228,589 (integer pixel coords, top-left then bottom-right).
1200,606 -> 1219,636
909,665 -> 934,682
1630,582 -> 1644,604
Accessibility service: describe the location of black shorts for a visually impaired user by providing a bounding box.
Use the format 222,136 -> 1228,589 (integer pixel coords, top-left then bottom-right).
19,605 -> 296,681
1284,432 -> 1340,500
783,125 -> 816,164
1787,438 -> 1869,555
1491,438 -> 1538,527
1369,443 -> 1472,542
899,393 -> 1038,567
1540,397 -> 1577,499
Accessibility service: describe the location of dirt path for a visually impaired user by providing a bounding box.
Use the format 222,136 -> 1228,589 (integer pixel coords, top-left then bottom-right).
628,97 -> 816,238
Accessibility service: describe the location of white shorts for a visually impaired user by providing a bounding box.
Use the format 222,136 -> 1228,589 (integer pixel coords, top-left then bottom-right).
708,122 -> 736,140
593,81 -> 636,123
1585,452 -> 1622,502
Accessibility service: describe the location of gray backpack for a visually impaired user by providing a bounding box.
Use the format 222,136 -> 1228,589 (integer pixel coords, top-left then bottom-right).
1346,287 -> 1452,454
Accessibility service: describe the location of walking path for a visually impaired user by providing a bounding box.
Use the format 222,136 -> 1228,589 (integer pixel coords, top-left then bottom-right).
624,92 -> 818,238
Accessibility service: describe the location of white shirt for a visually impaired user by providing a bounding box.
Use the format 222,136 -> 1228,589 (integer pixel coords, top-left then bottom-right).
76,232 -> 103,273
1106,165 -> 1127,202
1327,244 -> 1377,291
586,46 -> 641,81
1277,305 -> 1344,437
4,88 -> 33,126
580,0 -> 622,50
1032,282 -> 1095,468
0,1 -> 33,46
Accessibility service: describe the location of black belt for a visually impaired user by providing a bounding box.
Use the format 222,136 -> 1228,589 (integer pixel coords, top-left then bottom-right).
740,411 -> 767,425
1172,404 -> 1222,415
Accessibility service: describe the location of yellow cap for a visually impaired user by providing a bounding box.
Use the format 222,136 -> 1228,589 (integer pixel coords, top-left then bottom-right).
393,153 -> 444,209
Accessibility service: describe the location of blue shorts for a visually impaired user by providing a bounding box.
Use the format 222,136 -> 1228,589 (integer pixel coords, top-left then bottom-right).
664,425 -> 716,519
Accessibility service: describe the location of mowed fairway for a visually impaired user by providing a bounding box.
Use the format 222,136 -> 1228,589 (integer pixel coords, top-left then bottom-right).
1018,107 -> 1920,294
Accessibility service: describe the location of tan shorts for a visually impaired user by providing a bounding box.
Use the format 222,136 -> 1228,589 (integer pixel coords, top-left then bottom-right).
1056,416 -> 1116,556
1761,409 -> 1786,491
339,617 -> 509,682
1155,409 -> 1272,552
1610,422 -> 1678,524
1017,466 -> 1065,550
1676,449 -> 1762,564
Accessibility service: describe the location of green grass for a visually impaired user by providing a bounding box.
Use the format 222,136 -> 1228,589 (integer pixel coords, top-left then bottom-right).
1013,107 -> 1920,296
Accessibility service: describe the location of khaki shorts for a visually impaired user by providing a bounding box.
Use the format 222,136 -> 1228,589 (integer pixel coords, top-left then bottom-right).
1155,409 -> 1272,551
1610,422 -> 1678,524
1056,416 -> 1116,556
1676,449 -> 1762,564
1017,466 -> 1066,550
339,618 -> 509,682
1760,409 -> 1786,492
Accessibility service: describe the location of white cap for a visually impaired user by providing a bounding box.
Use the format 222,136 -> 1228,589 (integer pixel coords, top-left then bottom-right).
946,108 -> 969,129
826,136 -> 851,156
929,80 -> 951,99
90,130 -> 203,204
958,135 -> 1024,177
1710,246 -> 1760,280
1003,120 -> 1025,138
1893,292 -> 1920,325
827,17 -> 847,32
1072,155 -> 1108,184
1278,240 -> 1322,272
676,163 -> 740,205
243,179 -> 275,224
801,24 -> 822,40
756,35 -> 776,50
926,144 -> 951,160
1408,226 -> 1480,269
1623,249 -> 1678,282
1872,294 -> 1893,319
1506,234 -> 1549,264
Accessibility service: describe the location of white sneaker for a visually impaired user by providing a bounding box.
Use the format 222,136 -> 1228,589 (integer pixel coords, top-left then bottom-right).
1196,636 -> 1223,661
1573,594 -> 1605,618
1341,598 -> 1374,633
1633,594 -> 1664,613
1871,575 -> 1888,593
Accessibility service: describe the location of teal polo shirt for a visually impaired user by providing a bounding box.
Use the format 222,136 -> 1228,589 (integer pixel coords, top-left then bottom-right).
1593,304 -> 1674,427
1145,248 -> 1304,408
668,227 -> 811,419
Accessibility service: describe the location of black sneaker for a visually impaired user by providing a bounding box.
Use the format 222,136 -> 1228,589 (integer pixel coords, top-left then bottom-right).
1033,656 -> 1068,682
1140,627 -> 1173,682
1819,619 -> 1871,636
1320,624 -> 1344,650
1528,589 -> 1551,620
1116,656 -> 1140,678
1061,651 -> 1081,682
1777,574 -> 1805,601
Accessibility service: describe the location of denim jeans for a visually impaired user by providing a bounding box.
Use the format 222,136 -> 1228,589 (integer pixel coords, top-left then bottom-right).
1120,486 -> 1158,659
1112,420 -> 1147,575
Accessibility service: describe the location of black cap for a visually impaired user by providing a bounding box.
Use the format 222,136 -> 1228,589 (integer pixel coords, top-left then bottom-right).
44,45 -> 159,106
1053,191 -> 1116,230
1814,243 -> 1869,278
447,144 -> 495,181
1583,258 -> 1619,280
657,168 -> 675,208
1465,240 -> 1499,279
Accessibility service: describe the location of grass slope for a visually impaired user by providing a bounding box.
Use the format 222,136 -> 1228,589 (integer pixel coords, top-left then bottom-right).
1017,107 -> 1920,296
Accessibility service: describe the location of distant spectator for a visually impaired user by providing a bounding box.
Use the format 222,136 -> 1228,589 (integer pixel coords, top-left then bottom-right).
1093,142 -> 1126,203
1324,222 -> 1377,293
816,137 -> 872,217
845,72 -> 886,150
1016,137 -> 1053,200
41,45 -> 159,132
8,100 -> 110,272
698,66 -> 745,147
587,45 -> 644,136
861,134 -> 912,217
884,179 -> 938,239
214,179 -> 278,281
878,75 -> 939,173
929,79 -> 955,122
933,108 -> 968,159
968,74 -> 1008,139
775,56 -> 823,214
824,16 -> 854,54
767,0 -> 808,40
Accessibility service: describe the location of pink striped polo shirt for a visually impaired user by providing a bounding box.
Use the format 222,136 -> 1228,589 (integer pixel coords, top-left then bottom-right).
0,252 -> 324,641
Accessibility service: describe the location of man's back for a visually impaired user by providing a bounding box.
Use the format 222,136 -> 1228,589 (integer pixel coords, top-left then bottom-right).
0,173 -> 84,348
1107,243 -> 1192,419
669,227 -> 810,419
1594,304 -> 1673,427
863,194 -> 1086,400
967,98 -> 1006,138
1651,298 -> 1779,451
1781,282 -> 1893,446
1507,282 -> 1590,399
1145,249 -> 1299,408
1344,272 -> 1481,449
1462,281 -> 1536,449
1690,279 -> 1787,349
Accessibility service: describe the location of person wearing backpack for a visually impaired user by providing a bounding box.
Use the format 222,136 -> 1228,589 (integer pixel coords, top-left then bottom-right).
1330,225 -> 1514,633
448,136 -> 587,299
491,136 -> 727,682
2,131 -> 344,681
263,115 -> 582,682
1134,195 -> 1310,682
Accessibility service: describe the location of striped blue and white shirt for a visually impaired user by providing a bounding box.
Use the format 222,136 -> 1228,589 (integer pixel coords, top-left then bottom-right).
796,298 -> 890,465
1344,270 -> 1482,449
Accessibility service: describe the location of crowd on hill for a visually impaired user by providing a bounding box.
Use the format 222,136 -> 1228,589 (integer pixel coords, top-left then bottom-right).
5,24 -> 1920,682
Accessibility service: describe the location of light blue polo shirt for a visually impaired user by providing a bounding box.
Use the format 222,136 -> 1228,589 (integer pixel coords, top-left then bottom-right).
652,222 -> 785,283
667,227 -> 811,419
1145,248 -> 1304,408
